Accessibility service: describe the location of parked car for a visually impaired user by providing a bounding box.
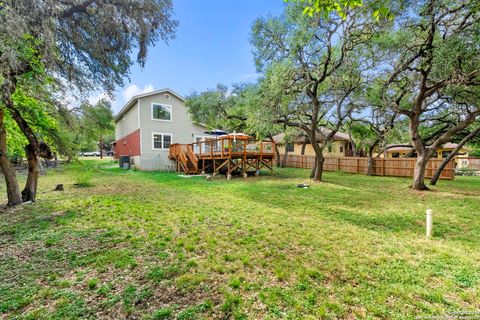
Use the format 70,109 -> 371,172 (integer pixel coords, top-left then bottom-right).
106,150 -> 114,156
80,151 -> 100,157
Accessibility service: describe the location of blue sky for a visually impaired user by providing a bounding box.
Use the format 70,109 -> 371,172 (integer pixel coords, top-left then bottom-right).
101,0 -> 285,113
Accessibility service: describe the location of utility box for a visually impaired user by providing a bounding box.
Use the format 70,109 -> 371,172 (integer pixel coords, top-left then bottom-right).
119,155 -> 130,169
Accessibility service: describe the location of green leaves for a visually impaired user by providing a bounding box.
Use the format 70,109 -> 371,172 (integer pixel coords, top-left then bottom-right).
288,0 -> 363,18
289,0 -> 391,20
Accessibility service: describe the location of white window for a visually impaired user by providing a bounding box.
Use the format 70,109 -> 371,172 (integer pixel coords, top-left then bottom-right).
194,135 -> 208,142
151,103 -> 172,121
152,133 -> 172,150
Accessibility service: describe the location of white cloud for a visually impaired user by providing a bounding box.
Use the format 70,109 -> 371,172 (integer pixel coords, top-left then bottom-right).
122,84 -> 154,101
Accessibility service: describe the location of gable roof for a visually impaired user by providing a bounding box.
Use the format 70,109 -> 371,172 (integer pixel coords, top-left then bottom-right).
114,88 -> 186,122
273,128 -> 351,144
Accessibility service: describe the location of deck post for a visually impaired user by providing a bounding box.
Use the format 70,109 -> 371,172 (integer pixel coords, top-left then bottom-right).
242,140 -> 247,176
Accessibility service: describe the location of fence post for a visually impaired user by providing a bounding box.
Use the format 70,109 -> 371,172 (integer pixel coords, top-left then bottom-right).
382,158 -> 385,176
356,158 -> 360,173
301,155 -> 304,168
336,157 -> 340,171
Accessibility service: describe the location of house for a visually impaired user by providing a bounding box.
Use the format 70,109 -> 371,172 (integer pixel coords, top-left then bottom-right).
113,89 -> 217,171
273,128 -> 355,157
385,143 -> 469,159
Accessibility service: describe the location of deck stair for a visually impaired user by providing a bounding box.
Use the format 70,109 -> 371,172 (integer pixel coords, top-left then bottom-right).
174,145 -> 199,174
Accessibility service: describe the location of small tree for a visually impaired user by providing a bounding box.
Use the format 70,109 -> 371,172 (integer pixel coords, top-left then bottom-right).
76,99 -> 115,159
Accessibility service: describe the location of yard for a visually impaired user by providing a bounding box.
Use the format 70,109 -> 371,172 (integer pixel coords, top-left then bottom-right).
1,160 -> 479,319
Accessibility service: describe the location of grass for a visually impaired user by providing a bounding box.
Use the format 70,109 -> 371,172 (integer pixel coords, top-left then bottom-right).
0,159 -> 479,319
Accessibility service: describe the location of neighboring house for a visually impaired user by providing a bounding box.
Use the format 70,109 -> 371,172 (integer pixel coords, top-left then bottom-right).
385,143 -> 469,159
273,128 -> 355,157
113,89 -> 217,171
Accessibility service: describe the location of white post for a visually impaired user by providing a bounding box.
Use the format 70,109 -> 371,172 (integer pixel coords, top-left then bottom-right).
426,209 -> 433,238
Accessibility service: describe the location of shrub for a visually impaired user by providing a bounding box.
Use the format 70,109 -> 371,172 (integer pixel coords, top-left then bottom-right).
74,169 -> 94,187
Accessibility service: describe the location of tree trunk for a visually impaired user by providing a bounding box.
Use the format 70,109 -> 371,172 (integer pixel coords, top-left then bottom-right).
99,136 -> 103,159
409,113 -> 430,190
309,157 -> 316,178
310,139 -> 325,181
366,147 -> 374,176
412,154 -> 430,190
301,140 -> 308,155
366,138 -> 382,176
0,109 -> 23,206
281,145 -> 289,168
430,127 -> 480,185
269,135 -> 281,167
21,144 -> 39,202
313,154 -> 325,181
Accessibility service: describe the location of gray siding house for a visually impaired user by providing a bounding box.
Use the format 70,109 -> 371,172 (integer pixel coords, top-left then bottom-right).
113,89 -> 215,171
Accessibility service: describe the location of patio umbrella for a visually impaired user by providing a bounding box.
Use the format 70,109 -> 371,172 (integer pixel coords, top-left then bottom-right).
218,132 -> 251,141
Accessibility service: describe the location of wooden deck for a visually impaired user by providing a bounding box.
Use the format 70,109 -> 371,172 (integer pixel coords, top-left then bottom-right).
169,137 -> 275,176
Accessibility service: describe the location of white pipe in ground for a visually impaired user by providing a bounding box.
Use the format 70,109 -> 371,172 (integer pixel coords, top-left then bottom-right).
426,209 -> 433,238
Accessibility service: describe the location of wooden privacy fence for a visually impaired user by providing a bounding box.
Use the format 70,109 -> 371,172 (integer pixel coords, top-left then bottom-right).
284,155 -> 455,180
465,157 -> 480,170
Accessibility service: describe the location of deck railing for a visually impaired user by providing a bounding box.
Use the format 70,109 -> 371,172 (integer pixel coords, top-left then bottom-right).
190,137 -> 274,158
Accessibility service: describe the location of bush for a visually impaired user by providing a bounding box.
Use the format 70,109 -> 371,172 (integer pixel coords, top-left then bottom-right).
73,169 -> 94,187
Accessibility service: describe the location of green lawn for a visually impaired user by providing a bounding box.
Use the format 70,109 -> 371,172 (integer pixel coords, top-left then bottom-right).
1,160 -> 479,319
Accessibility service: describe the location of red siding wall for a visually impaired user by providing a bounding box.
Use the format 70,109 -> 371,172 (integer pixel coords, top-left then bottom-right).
113,129 -> 141,159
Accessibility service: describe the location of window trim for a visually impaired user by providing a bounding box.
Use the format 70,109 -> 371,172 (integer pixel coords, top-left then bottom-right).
152,132 -> 173,150
151,103 -> 172,122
